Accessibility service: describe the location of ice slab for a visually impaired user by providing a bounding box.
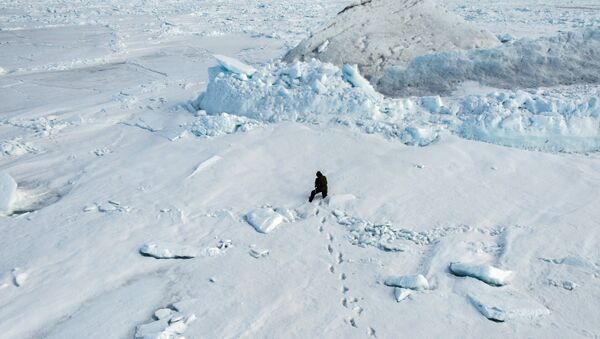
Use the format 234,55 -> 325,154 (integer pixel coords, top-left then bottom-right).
245,208 -> 286,234
450,262 -> 512,286
384,274 -> 429,291
139,243 -> 198,259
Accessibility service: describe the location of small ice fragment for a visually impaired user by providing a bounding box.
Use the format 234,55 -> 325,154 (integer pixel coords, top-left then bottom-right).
154,308 -> 173,320
12,268 -> 28,287
562,281 -> 577,290
249,246 -> 270,258
394,287 -> 412,302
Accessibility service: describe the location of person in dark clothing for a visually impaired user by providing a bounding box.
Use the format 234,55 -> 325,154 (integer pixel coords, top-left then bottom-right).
309,171 -> 328,202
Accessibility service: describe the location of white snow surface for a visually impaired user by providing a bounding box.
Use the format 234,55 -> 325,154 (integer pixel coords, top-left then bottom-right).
1,0 -> 600,338
450,262 -> 513,286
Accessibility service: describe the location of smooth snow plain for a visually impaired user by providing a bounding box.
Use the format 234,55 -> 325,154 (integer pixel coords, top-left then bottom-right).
1,0 -> 600,338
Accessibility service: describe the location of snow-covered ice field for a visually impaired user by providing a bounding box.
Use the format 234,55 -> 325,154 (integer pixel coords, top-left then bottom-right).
1,0 -> 600,338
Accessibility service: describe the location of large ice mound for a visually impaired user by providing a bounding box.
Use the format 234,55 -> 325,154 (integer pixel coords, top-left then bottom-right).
196,59 -> 440,146
377,28 -> 600,96
284,0 -> 499,80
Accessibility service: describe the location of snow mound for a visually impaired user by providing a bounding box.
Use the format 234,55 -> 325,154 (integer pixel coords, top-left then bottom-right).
245,208 -> 286,234
139,243 -> 198,259
214,54 -> 256,77
450,262 -> 512,286
377,28 -> 600,96
468,289 -> 550,322
284,0 -> 499,79
0,172 -> 17,216
384,274 -> 429,291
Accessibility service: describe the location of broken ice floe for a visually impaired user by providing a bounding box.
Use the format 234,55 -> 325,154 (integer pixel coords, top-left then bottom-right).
384,274 -> 429,291
245,208 -> 288,234
0,172 -> 17,216
449,262 -> 512,286
139,243 -> 198,259
135,304 -> 197,339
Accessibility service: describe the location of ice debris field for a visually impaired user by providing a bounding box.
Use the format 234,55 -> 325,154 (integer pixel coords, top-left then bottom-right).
1,0 -> 600,338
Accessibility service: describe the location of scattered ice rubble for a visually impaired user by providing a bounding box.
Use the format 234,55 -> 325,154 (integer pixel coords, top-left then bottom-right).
134,303 -> 197,339
83,200 -> 131,213
195,30 -> 600,152
333,209 -> 470,250
1,138 -> 38,157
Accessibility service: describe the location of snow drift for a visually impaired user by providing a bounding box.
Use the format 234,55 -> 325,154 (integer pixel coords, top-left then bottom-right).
284,0 -> 500,79
377,28 -> 600,96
